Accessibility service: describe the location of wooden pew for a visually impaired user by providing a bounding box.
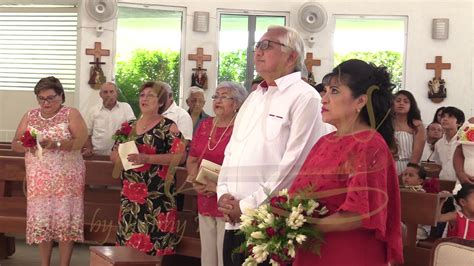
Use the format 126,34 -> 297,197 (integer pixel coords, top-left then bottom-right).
0,155 -> 200,263
400,190 -> 451,266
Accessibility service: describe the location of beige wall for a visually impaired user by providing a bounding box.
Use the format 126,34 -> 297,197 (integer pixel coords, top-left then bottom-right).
1,0 -> 473,141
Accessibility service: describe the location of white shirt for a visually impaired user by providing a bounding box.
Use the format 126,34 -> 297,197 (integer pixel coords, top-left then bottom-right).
433,134 -> 458,181
85,101 -> 136,155
162,102 -> 193,140
217,72 -> 331,230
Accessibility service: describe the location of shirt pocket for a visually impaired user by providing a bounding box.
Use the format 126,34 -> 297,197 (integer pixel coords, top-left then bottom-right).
263,114 -> 284,141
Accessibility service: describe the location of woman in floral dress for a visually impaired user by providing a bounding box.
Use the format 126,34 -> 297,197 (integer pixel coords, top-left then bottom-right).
111,81 -> 185,256
11,76 -> 88,266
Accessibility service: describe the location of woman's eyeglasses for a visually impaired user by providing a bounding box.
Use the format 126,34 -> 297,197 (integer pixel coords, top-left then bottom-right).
254,40 -> 287,51
37,94 -> 58,104
211,95 -> 234,101
139,93 -> 158,99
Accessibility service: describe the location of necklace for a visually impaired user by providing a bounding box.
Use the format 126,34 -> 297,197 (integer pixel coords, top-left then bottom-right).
207,115 -> 235,151
139,116 -> 160,130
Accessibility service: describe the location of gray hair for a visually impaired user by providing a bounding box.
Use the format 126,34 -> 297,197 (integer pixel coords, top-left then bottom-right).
101,81 -> 122,93
267,25 -> 306,72
187,86 -> 205,99
216,81 -> 248,108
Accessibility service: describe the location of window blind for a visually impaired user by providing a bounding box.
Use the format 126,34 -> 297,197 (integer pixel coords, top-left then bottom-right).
0,7 -> 78,91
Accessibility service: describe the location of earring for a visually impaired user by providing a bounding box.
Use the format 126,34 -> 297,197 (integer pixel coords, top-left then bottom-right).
356,108 -> 361,113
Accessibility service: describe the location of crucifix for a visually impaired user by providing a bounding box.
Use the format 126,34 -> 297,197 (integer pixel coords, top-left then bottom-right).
85,42 -> 110,90
304,52 -> 321,85
188,48 -> 212,89
426,56 -> 451,102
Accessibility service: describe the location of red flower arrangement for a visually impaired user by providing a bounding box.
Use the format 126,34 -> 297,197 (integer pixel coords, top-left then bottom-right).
457,124 -> 474,144
20,129 -> 38,148
112,122 -> 133,143
156,247 -> 175,256
157,209 -> 177,233
125,233 -> 154,253
122,180 -> 148,204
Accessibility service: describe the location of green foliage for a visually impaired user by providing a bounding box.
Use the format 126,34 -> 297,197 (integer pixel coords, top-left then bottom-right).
334,51 -> 403,90
115,49 -> 180,116
218,49 -> 247,84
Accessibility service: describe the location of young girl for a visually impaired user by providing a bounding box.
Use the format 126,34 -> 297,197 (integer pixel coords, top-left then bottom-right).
393,90 -> 426,175
439,184 -> 474,239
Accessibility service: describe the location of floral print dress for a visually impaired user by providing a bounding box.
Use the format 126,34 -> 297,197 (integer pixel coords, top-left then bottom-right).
25,107 -> 85,244
116,118 -> 183,256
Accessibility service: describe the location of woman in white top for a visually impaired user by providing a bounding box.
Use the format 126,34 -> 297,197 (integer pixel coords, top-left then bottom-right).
393,90 -> 425,175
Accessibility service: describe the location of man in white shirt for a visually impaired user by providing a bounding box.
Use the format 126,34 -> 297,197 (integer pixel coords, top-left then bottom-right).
83,82 -> 136,156
433,106 -> 465,181
216,25 -> 330,266
162,83 -> 193,141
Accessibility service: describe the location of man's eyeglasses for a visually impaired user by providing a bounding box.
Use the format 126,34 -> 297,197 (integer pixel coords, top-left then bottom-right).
254,40 -> 287,51
139,93 -> 158,99
37,94 -> 58,104
211,95 -> 234,101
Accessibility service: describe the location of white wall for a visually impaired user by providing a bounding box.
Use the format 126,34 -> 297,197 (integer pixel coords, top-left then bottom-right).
1,0 -> 473,141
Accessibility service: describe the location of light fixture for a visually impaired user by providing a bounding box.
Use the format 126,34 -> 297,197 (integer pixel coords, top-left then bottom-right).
193,11 -> 209,32
432,18 -> 449,40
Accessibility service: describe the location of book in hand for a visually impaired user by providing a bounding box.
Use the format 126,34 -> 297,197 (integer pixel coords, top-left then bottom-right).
118,141 -> 144,171
195,159 -> 221,184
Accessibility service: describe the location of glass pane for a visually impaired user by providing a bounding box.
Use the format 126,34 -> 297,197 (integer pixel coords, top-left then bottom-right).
334,18 -> 405,90
218,15 -> 248,85
218,14 -> 286,88
255,16 -> 286,41
115,6 -> 182,116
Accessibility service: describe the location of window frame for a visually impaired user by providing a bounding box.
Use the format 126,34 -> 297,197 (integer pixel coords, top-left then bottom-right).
333,15 -> 408,90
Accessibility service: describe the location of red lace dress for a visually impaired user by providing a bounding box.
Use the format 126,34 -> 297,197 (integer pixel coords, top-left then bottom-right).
189,117 -> 233,217
25,107 -> 85,244
289,130 -> 403,265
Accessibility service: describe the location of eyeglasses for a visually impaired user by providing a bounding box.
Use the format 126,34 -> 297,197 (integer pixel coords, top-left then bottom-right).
254,40 -> 287,51
139,93 -> 158,99
211,95 -> 234,101
37,94 -> 58,104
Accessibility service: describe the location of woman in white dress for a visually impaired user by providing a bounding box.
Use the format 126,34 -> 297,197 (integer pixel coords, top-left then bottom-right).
393,90 -> 426,175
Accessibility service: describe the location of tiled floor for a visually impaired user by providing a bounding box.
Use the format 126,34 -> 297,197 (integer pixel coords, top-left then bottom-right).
0,237 -> 89,266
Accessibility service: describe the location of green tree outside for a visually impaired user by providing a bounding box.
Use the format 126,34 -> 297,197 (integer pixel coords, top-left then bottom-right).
115,49 -> 180,116
218,49 -> 247,84
334,51 -> 403,90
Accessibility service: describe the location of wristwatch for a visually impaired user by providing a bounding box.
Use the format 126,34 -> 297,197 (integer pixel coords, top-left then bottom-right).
56,141 -> 61,150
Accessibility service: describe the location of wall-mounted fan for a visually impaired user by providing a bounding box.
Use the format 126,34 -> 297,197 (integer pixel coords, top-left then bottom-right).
85,0 -> 118,22
297,2 -> 328,33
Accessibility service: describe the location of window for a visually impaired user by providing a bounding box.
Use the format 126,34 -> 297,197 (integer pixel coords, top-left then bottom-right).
333,16 -> 407,90
218,11 -> 287,89
0,6 -> 78,91
115,4 -> 185,116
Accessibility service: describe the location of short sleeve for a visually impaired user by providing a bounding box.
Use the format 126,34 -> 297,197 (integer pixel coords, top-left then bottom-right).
338,141 -> 391,232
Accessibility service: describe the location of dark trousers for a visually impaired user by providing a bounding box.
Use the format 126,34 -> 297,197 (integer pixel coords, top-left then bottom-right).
223,230 -> 271,266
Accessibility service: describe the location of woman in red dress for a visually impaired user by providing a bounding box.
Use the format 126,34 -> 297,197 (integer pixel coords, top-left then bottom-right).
186,81 -> 248,266
290,59 -> 404,265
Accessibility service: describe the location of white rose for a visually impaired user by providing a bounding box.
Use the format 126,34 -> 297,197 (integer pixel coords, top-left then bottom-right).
295,234 -> 307,244
250,231 -> 266,239
278,188 -> 289,196
252,244 -> 269,263
243,256 -> 257,266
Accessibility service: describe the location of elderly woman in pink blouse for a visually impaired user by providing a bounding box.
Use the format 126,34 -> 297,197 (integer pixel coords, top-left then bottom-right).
186,81 -> 248,266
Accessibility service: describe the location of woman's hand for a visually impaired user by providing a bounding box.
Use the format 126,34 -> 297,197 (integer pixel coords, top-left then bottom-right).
127,153 -> 149,165
192,180 -> 208,194
39,138 -> 57,150
203,176 -> 217,195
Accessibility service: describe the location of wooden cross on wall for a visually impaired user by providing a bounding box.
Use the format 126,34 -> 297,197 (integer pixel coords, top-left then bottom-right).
86,42 -> 110,62
304,52 -> 321,75
426,56 -> 451,79
188,48 -> 211,69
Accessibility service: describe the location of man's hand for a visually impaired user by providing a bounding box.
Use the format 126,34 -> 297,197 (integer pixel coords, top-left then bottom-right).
218,193 -> 236,224
226,198 -> 242,223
